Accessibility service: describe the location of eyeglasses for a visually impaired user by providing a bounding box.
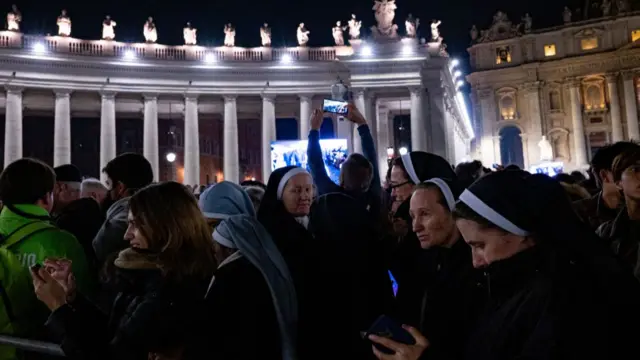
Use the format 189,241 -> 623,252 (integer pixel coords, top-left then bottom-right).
388,181 -> 411,189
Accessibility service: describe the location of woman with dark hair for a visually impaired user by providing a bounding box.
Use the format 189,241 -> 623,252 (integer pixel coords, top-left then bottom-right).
368,170 -> 640,360
32,182 -> 216,360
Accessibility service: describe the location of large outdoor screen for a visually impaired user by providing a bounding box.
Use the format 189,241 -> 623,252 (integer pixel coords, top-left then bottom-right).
529,161 -> 564,177
271,139 -> 348,185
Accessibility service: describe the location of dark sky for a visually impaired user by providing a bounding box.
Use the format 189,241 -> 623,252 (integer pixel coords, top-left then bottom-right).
13,0 -> 590,71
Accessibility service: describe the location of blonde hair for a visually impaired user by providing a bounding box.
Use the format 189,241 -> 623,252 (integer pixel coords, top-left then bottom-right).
129,182 -> 216,280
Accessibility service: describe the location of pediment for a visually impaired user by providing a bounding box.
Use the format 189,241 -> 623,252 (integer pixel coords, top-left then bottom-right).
573,27 -> 605,38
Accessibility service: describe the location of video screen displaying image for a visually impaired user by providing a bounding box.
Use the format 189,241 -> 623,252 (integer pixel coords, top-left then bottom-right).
271,139 -> 348,184
529,161 -> 564,177
322,99 -> 348,115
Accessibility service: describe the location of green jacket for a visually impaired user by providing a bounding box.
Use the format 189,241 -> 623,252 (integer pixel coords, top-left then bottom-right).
0,205 -> 94,295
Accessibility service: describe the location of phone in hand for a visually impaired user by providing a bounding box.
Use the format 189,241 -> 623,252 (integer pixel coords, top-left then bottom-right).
362,315 -> 416,354
323,99 -> 349,115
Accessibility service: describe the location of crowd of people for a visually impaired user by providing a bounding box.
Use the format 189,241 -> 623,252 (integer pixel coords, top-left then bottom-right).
0,102 -> 640,360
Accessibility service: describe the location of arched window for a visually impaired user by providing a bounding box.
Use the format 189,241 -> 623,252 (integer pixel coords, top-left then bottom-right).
549,90 -> 561,111
499,126 -> 524,168
585,84 -> 604,110
499,95 -> 516,120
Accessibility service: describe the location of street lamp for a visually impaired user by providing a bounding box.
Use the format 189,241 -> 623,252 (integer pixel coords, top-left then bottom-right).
399,147 -> 408,155
166,152 -> 176,163
386,146 -> 395,159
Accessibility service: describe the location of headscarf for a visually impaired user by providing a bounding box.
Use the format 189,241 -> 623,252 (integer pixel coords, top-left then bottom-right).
400,151 -> 456,184
199,181 -> 255,219
258,166 -> 312,229
421,178 -> 460,211
213,215 -> 298,360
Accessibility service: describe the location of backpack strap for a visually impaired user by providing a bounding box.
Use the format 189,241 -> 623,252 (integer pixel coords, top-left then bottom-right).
1,221 -> 57,249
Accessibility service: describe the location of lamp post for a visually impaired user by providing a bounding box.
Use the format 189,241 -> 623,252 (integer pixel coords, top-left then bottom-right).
167,125 -> 177,181
399,146 -> 408,155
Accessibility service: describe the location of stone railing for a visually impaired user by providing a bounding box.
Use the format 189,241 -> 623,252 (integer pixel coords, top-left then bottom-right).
0,31 -> 355,61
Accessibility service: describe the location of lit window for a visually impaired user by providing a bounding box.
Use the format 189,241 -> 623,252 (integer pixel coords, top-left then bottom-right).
581,37 -> 599,50
544,44 -> 556,57
495,46 -> 512,64
632,30 -> 640,42
499,95 -> 516,120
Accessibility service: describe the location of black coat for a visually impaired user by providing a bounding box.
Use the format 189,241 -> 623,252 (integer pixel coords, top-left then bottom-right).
202,256 -> 282,360
46,254 -> 209,360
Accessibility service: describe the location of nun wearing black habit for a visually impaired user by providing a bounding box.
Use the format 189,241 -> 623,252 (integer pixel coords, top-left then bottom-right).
386,151 -> 458,328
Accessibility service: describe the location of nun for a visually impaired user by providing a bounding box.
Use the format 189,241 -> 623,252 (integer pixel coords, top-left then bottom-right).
452,170 -> 640,360
401,178 -> 483,359
205,215 -> 297,360
199,181 -> 256,228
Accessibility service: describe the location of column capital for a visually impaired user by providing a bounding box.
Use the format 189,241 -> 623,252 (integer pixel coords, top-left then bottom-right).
519,81 -> 541,93
184,93 -> 198,101
53,89 -> 72,98
605,72 -> 620,82
142,93 -> 158,101
100,91 -> 116,99
5,85 -> 23,95
261,93 -> 276,101
298,94 -> 313,101
223,95 -> 237,102
563,77 -> 582,89
621,69 -> 638,81
408,86 -> 423,94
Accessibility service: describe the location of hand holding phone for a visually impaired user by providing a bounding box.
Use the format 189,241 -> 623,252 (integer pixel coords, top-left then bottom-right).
323,99 -> 349,115
364,316 -> 429,359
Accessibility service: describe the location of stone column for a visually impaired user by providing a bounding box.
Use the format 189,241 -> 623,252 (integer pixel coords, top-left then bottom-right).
223,95 -> 239,183
477,88 -> 498,166
4,87 -> 23,167
53,90 -> 72,167
299,95 -> 312,139
183,95 -> 199,186
567,80 -> 588,168
409,87 -> 427,152
622,70 -> 640,140
522,82 -> 543,167
376,104 -> 391,181
353,90 -> 367,154
99,92 -> 116,183
143,94 -> 159,182
605,73 -> 624,142
262,94 -> 276,181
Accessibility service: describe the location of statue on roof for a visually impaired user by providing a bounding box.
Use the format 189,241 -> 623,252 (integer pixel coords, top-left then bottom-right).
348,14 -> 361,40
183,22 -> 196,45
297,23 -> 310,46
102,15 -> 116,40
601,0 -> 612,16
371,0 -> 398,39
618,0 -> 629,13
224,23 -> 235,47
430,19 -> 441,42
405,14 -> 420,38
143,17 -> 157,43
470,25 -> 478,41
563,7 -> 572,23
477,11 -> 521,43
332,21 -> 346,46
6,5 -> 21,31
260,23 -> 271,46
57,9 -> 71,37
522,13 -> 532,33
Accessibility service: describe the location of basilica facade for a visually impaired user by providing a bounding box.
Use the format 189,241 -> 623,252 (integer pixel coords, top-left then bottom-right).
467,9 -> 640,171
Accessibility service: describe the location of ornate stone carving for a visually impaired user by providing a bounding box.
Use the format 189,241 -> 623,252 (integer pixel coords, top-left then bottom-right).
332,21 -> 346,46
57,9 -> 71,37
183,22 -> 197,45
573,27 -> 604,39
102,16 -> 116,40
563,7 -> 572,24
478,87 -> 494,99
260,23 -> 271,47
297,23 -> 310,46
405,14 -> 419,38
549,128 -> 570,161
621,69 -> 638,81
370,0 -> 398,39
224,23 -> 235,47
538,135 -> 553,162
348,14 -> 361,40
602,0 -> 612,16
477,12 -> 521,43
6,5 -> 21,32
143,17 -> 157,43
519,81 -> 541,93
618,0 -> 629,13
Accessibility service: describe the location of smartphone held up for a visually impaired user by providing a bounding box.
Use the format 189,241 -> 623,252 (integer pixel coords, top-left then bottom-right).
322,99 -> 349,116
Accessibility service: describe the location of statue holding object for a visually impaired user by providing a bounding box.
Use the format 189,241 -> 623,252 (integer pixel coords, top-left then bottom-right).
57,9 -> 71,37
348,14 -> 361,40
6,4 -> 21,32
332,21 -> 346,46
183,22 -> 197,45
143,17 -> 157,43
563,7 -> 572,24
470,25 -> 478,41
260,23 -> 271,47
430,19 -> 442,43
297,23 -> 310,46
102,15 -> 116,40
224,23 -> 235,47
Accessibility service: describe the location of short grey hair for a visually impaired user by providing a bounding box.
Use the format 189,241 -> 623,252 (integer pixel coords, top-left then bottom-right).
81,178 -> 107,196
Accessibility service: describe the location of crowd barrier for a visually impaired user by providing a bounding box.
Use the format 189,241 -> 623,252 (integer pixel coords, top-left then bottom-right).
0,335 -> 64,357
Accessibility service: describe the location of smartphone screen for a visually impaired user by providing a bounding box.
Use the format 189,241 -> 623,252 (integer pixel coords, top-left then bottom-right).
323,99 -> 348,115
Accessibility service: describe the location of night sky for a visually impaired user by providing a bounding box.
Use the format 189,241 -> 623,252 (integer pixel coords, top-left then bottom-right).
12,0 -> 590,73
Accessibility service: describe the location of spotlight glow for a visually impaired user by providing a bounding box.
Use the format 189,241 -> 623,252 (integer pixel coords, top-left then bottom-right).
386,147 -> 395,157
361,45 -> 373,56
451,58 -> 460,67
399,147 -> 408,155
453,70 -> 462,79
456,80 -> 465,88
402,44 -> 413,55
33,42 -> 46,54
281,53 -> 292,64
123,49 -> 136,60
166,152 -> 176,163
204,53 -> 216,64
